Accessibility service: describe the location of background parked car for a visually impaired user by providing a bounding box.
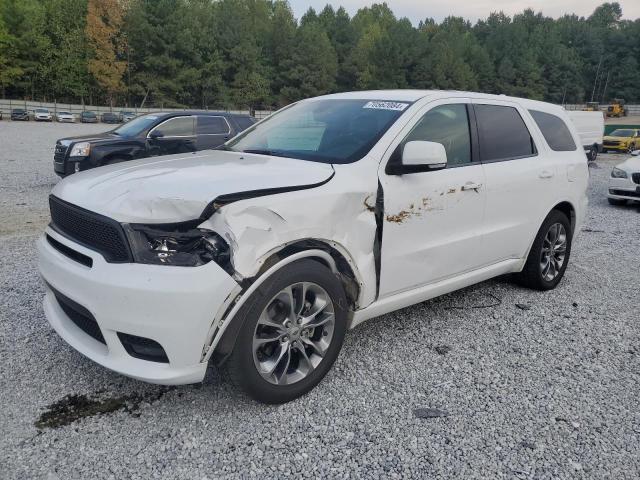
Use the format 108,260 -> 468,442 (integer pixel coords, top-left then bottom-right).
32,108 -> 52,122
603,128 -> 640,153
0,111 -> 2,120
101,112 -> 120,124
11,108 -> 29,121
119,111 -> 136,122
566,110 -> 604,161
80,111 -> 98,123
54,111 -> 257,176
56,111 -> 75,123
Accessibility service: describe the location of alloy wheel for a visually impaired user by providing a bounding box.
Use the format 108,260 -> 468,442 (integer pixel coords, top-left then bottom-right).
540,223 -> 567,281
252,282 -> 335,386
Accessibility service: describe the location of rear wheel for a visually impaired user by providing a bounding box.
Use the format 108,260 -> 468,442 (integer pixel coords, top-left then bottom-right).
516,210 -> 572,291
588,146 -> 598,161
608,198 -> 627,206
228,259 -> 347,404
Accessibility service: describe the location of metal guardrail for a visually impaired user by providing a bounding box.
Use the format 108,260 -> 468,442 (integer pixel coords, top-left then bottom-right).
564,103 -> 640,116
0,99 -> 273,120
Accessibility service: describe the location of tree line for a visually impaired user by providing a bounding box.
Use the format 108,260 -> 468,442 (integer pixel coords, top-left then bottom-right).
0,0 -> 638,109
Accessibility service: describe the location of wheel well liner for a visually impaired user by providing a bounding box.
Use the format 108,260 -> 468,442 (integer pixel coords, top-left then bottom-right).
210,241 -> 360,367
552,201 -> 576,232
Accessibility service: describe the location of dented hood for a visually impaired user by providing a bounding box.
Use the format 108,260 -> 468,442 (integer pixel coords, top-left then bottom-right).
51,151 -> 334,223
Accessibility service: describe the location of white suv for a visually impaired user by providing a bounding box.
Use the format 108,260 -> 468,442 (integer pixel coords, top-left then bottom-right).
38,91 -> 588,403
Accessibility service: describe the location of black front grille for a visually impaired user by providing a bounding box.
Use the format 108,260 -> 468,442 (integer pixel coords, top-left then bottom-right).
49,195 -> 132,262
50,286 -> 106,344
632,173 -> 640,185
54,143 -> 68,163
604,141 -> 620,146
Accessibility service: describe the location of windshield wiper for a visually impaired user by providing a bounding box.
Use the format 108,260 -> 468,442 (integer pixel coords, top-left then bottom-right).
242,148 -> 289,158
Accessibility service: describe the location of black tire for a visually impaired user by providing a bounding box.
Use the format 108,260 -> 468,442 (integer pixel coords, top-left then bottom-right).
516,210 -> 572,291
227,259 -> 347,404
588,146 -> 598,161
608,198 -> 626,206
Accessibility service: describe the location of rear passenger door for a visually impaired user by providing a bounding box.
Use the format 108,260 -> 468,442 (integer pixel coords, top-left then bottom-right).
196,116 -> 232,150
472,100 -> 558,264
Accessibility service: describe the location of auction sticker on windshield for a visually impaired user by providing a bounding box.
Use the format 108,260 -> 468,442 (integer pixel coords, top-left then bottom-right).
363,101 -> 409,111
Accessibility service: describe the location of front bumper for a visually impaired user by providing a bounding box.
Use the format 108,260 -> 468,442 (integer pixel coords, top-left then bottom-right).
608,175 -> 640,201
37,228 -> 238,384
603,144 -> 629,152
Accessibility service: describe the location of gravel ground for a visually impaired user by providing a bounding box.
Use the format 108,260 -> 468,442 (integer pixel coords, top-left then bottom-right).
1,121 -> 639,479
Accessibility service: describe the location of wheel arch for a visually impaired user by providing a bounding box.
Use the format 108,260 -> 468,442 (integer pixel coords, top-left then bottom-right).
552,200 -> 576,233
204,242 -> 362,367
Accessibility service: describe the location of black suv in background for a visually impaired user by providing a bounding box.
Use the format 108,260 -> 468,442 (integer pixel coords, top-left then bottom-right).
54,111 -> 257,176
11,108 -> 29,121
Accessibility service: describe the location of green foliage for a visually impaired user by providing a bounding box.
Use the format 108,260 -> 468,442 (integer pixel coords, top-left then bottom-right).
0,1 -> 639,105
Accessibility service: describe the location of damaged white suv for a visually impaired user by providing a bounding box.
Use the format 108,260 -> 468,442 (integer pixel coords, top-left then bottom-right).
38,91 -> 588,403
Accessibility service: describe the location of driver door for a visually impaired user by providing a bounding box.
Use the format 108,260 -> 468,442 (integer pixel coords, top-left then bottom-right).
378,98 -> 487,297
147,116 -> 196,155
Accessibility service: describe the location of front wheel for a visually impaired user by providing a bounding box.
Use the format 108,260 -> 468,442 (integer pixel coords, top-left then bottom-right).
228,259 -> 347,403
516,210 -> 572,291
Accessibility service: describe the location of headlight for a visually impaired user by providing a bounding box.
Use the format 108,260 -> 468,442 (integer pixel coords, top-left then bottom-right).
70,142 -> 91,157
124,224 -> 230,268
611,167 -> 628,178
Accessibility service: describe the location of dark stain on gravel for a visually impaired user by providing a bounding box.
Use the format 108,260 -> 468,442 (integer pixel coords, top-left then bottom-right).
434,345 -> 451,355
35,386 -> 175,429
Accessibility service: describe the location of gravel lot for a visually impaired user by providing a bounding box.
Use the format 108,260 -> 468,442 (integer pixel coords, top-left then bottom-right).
1,121 -> 639,479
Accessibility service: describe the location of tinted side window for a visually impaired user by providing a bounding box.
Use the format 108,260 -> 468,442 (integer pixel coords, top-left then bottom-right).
475,104 -> 536,161
403,104 -> 471,165
197,116 -> 230,135
529,110 -> 576,151
154,116 -> 195,137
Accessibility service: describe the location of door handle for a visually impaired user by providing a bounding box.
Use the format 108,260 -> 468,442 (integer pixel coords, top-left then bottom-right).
539,170 -> 554,179
461,182 -> 482,191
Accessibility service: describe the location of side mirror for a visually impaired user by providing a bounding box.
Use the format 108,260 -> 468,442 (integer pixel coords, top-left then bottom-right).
400,141 -> 447,173
149,130 -> 164,139
631,150 -> 639,156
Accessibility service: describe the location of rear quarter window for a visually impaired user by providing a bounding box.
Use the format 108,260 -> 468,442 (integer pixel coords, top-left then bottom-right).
475,104 -> 536,161
529,110 -> 577,152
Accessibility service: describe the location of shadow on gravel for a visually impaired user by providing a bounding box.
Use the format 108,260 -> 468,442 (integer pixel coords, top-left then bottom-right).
35,386 -> 175,429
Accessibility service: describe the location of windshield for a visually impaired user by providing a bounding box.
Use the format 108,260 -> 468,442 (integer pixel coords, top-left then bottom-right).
225,99 -> 411,164
113,115 -> 159,137
609,129 -> 634,137
35,108 -> 48,113
83,111 -> 96,117
59,111 -> 71,115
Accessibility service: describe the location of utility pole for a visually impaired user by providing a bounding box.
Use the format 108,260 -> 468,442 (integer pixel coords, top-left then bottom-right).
590,55 -> 603,102
600,71 -> 610,103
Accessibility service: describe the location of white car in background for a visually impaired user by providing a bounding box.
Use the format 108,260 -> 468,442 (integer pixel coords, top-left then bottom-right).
38,90 -> 588,403
608,150 -> 640,205
33,108 -> 53,122
56,111 -> 75,123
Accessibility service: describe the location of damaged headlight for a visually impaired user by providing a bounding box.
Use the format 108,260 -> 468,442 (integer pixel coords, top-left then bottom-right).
124,223 -> 230,268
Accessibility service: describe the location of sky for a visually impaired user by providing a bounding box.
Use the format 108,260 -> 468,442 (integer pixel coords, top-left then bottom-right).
288,0 -> 640,24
